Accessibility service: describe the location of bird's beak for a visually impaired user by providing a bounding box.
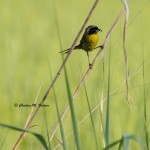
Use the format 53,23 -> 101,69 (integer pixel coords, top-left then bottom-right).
98,28 -> 102,32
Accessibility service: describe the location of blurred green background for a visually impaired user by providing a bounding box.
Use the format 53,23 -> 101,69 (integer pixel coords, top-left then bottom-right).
0,0 -> 150,149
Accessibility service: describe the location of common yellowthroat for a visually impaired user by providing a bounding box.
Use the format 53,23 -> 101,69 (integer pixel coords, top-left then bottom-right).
60,25 -> 102,67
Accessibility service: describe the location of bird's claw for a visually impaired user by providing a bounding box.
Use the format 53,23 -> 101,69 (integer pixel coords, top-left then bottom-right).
100,45 -> 104,49
89,63 -> 93,69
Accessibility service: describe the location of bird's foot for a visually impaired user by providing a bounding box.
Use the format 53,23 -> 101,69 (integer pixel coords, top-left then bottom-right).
89,63 -> 93,69
100,45 -> 104,49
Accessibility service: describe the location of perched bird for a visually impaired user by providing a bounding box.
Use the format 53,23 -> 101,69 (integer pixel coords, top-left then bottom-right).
60,25 -> 102,67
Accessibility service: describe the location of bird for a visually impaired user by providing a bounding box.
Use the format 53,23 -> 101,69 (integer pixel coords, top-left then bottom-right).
59,25 -> 102,67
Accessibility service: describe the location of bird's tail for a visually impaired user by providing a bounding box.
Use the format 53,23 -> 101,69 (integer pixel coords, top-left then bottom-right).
59,45 -> 81,54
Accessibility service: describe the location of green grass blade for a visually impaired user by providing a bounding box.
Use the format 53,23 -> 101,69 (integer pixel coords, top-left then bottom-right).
44,109 -> 51,150
122,134 -> 147,150
0,130 -> 8,149
118,138 -> 123,150
47,64 -> 67,150
83,80 -> 98,149
142,51 -> 149,149
0,123 -> 49,150
64,66 -> 81,150
105,46 -> 111,146
103,139 -> 122,150
104,133 -> 147,150
52,82 -> 68,150
122,134 -> 130,150
52,3 -> 67,149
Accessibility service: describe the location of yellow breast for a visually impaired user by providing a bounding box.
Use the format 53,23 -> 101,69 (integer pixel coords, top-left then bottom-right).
83,34 -> 99,51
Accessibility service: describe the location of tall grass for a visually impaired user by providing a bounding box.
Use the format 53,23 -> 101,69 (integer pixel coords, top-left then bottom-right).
52,77 -> 67,150
105,43 -> 111,147
0,123 -> 49,150
143,51 -> 149,149
83,78 -> 98,149
64,64 -> 81,150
